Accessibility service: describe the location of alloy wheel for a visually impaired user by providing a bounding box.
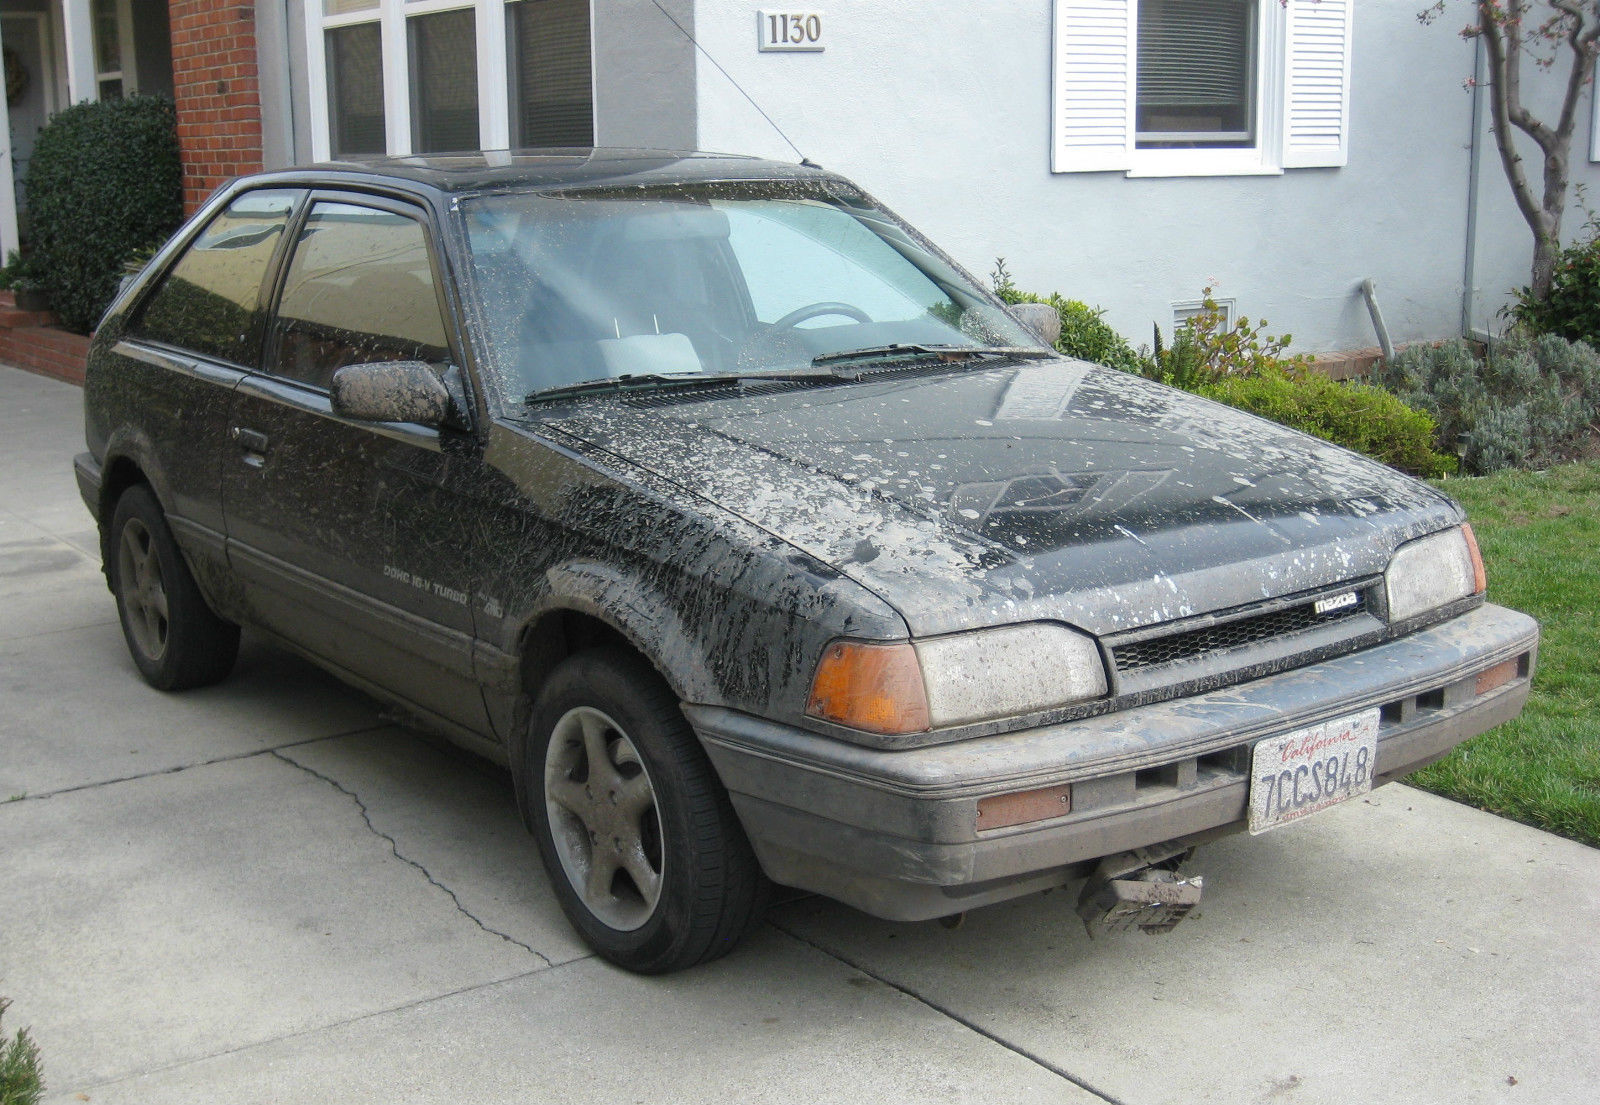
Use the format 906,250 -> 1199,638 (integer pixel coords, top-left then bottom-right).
543,705 -> 664,931
117,517 -> 169,662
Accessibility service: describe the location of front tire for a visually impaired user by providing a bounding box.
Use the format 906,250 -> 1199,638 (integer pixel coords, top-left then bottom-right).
526,648 -> 767,973
109,484 -> 240,690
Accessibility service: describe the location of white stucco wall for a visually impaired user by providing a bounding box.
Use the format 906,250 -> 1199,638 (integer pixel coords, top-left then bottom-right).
692,0 -> 1600,354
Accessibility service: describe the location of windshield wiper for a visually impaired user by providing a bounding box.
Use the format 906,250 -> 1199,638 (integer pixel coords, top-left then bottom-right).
524,346 -> 1052,402
811,344 -> 1048,369
526,370 -> 839,403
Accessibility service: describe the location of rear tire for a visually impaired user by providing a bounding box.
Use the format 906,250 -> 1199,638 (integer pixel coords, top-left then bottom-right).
525,647 -> 767,973
109,484 -> 240,690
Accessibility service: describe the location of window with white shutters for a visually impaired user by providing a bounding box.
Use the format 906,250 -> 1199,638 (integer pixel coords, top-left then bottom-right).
1053,0 -> 1352,176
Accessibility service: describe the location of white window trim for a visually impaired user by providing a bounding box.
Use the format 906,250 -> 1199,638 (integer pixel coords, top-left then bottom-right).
1126,0 -> 1282,178
92,0 -> 137,95
306,0 -> 528,160
1052,0 -> 1350,178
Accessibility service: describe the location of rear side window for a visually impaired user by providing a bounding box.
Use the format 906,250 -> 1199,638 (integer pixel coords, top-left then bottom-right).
269,201 -> 451,390
132,189 -> 300,365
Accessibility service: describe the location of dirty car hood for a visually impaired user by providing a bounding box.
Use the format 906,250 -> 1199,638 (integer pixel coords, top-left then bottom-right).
531,360 -> 1462,638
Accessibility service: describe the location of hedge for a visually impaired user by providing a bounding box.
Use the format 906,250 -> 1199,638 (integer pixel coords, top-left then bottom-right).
24,95 -> 183,334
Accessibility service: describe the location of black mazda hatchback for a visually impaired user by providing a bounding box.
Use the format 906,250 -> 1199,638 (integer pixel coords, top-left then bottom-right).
78,150 -> 1538,972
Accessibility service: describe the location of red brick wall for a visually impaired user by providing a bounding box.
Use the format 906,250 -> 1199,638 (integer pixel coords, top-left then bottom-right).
169,1 -> 264,212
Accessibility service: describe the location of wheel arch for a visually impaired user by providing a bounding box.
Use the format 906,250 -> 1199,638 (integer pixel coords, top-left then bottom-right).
505,564 -> 723,829
515,562 -> 721,705
97,452 -> 154,570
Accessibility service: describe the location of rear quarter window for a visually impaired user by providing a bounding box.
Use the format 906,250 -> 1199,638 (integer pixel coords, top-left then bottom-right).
130,189 -> 301,365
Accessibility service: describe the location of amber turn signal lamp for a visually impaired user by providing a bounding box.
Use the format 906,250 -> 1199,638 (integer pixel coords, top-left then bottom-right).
1462,523 -> 1487,594
806,641 -> 932,735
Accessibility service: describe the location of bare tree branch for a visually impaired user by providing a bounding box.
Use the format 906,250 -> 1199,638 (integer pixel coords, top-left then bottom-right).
1480,4 -> 1550,237
1456,0 -> 1599,295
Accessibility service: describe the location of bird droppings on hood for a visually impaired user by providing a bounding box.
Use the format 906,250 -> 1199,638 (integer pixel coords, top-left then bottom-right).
522,360 -> 1461,638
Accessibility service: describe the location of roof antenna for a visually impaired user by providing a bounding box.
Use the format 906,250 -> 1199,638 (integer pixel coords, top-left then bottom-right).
648,0 -> 810,165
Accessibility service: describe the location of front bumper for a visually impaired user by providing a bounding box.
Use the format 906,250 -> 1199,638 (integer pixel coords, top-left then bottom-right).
689,603 -> 1538,921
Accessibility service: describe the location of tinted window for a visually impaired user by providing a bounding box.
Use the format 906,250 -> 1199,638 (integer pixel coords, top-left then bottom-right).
133,189 -> 300,364
270,202 -> 451,389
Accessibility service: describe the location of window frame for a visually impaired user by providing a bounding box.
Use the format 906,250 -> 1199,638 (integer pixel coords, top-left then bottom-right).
92,0 -> 137,100
1134,0 -> 1261,151
1128,0 -> 1283,179
305,0 -> 596,160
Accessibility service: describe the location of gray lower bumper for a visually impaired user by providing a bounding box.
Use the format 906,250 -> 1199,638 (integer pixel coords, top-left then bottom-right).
689,603 -> 1539,922
73,451 -> 102,517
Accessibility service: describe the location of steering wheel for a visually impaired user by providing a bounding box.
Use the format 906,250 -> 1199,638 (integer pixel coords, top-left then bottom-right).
771,301 -> 873,331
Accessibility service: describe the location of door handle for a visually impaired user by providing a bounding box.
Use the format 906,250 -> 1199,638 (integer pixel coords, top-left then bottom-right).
232,426 -> 270,455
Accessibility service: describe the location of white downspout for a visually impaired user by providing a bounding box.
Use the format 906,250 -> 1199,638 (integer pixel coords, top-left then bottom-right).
1462,33 -> 1487,339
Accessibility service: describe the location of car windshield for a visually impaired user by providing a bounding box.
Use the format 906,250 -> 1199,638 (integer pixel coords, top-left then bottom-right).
458,181 -> 1043,403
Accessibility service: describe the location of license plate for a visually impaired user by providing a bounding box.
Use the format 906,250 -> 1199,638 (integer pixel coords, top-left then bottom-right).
1248,708 -> 1380,835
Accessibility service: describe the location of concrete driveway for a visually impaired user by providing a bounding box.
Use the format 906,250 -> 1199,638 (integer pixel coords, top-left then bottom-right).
2,363 -> 1596,1105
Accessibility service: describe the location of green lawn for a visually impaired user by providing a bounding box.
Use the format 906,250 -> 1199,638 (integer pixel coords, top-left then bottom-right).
1411,462 -> 1600,848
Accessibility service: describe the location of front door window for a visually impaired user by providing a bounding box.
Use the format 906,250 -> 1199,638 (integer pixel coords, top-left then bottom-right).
271,201 -> 451,389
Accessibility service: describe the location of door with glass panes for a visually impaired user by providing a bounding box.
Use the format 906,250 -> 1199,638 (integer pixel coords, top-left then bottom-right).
221,192 -> 489,731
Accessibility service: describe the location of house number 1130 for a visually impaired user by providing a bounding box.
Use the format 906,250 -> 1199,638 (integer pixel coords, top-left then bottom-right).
758,11 -> 825,52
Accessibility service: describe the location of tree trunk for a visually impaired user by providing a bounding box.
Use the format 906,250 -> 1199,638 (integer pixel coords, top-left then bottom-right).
1473,2 -> 1600,302
1531,232 -> 1559,300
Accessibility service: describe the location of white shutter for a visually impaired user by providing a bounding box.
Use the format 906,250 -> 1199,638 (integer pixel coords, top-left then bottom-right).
1052,0 -> 1136,173
1282,0 -> 1353,168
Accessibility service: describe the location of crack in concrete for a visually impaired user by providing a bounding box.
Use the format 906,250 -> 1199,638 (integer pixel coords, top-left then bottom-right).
2,727 -> 392,804
768,918 -> 1126,1105
270,749 -> 554,968
58,964 -> 554,1099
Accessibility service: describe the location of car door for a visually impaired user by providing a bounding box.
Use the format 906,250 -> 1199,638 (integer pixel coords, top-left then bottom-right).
104,187 -> 302,608
220,191 -> 491,733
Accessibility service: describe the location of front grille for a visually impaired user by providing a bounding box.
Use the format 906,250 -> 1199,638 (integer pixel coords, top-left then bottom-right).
1111,590 -> 1370,673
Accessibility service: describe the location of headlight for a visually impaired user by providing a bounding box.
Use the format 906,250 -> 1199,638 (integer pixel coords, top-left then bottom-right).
806,623 -> 1107,735
1385,524 -> 1486,623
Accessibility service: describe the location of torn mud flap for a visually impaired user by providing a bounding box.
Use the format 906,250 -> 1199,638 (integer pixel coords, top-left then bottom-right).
1075,843 -> 1203,937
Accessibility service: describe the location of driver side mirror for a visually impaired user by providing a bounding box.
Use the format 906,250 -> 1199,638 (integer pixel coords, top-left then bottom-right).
331,361 -> 454,427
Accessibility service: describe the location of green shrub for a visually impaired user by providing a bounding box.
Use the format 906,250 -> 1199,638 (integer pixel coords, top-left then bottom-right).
1147,286 -> 1312,387
991,259 -> 1147,372
985,267 -> 1454,476
1379,332 -> 1600,473
24,95 -> 183,333
1511,215 -> 1600,344
1203,370 -> 1458,479
0,250 -> 42,295
0,998 -> 44,1105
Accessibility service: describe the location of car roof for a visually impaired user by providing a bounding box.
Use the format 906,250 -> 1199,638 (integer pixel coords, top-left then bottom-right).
240,148 -> 843,197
